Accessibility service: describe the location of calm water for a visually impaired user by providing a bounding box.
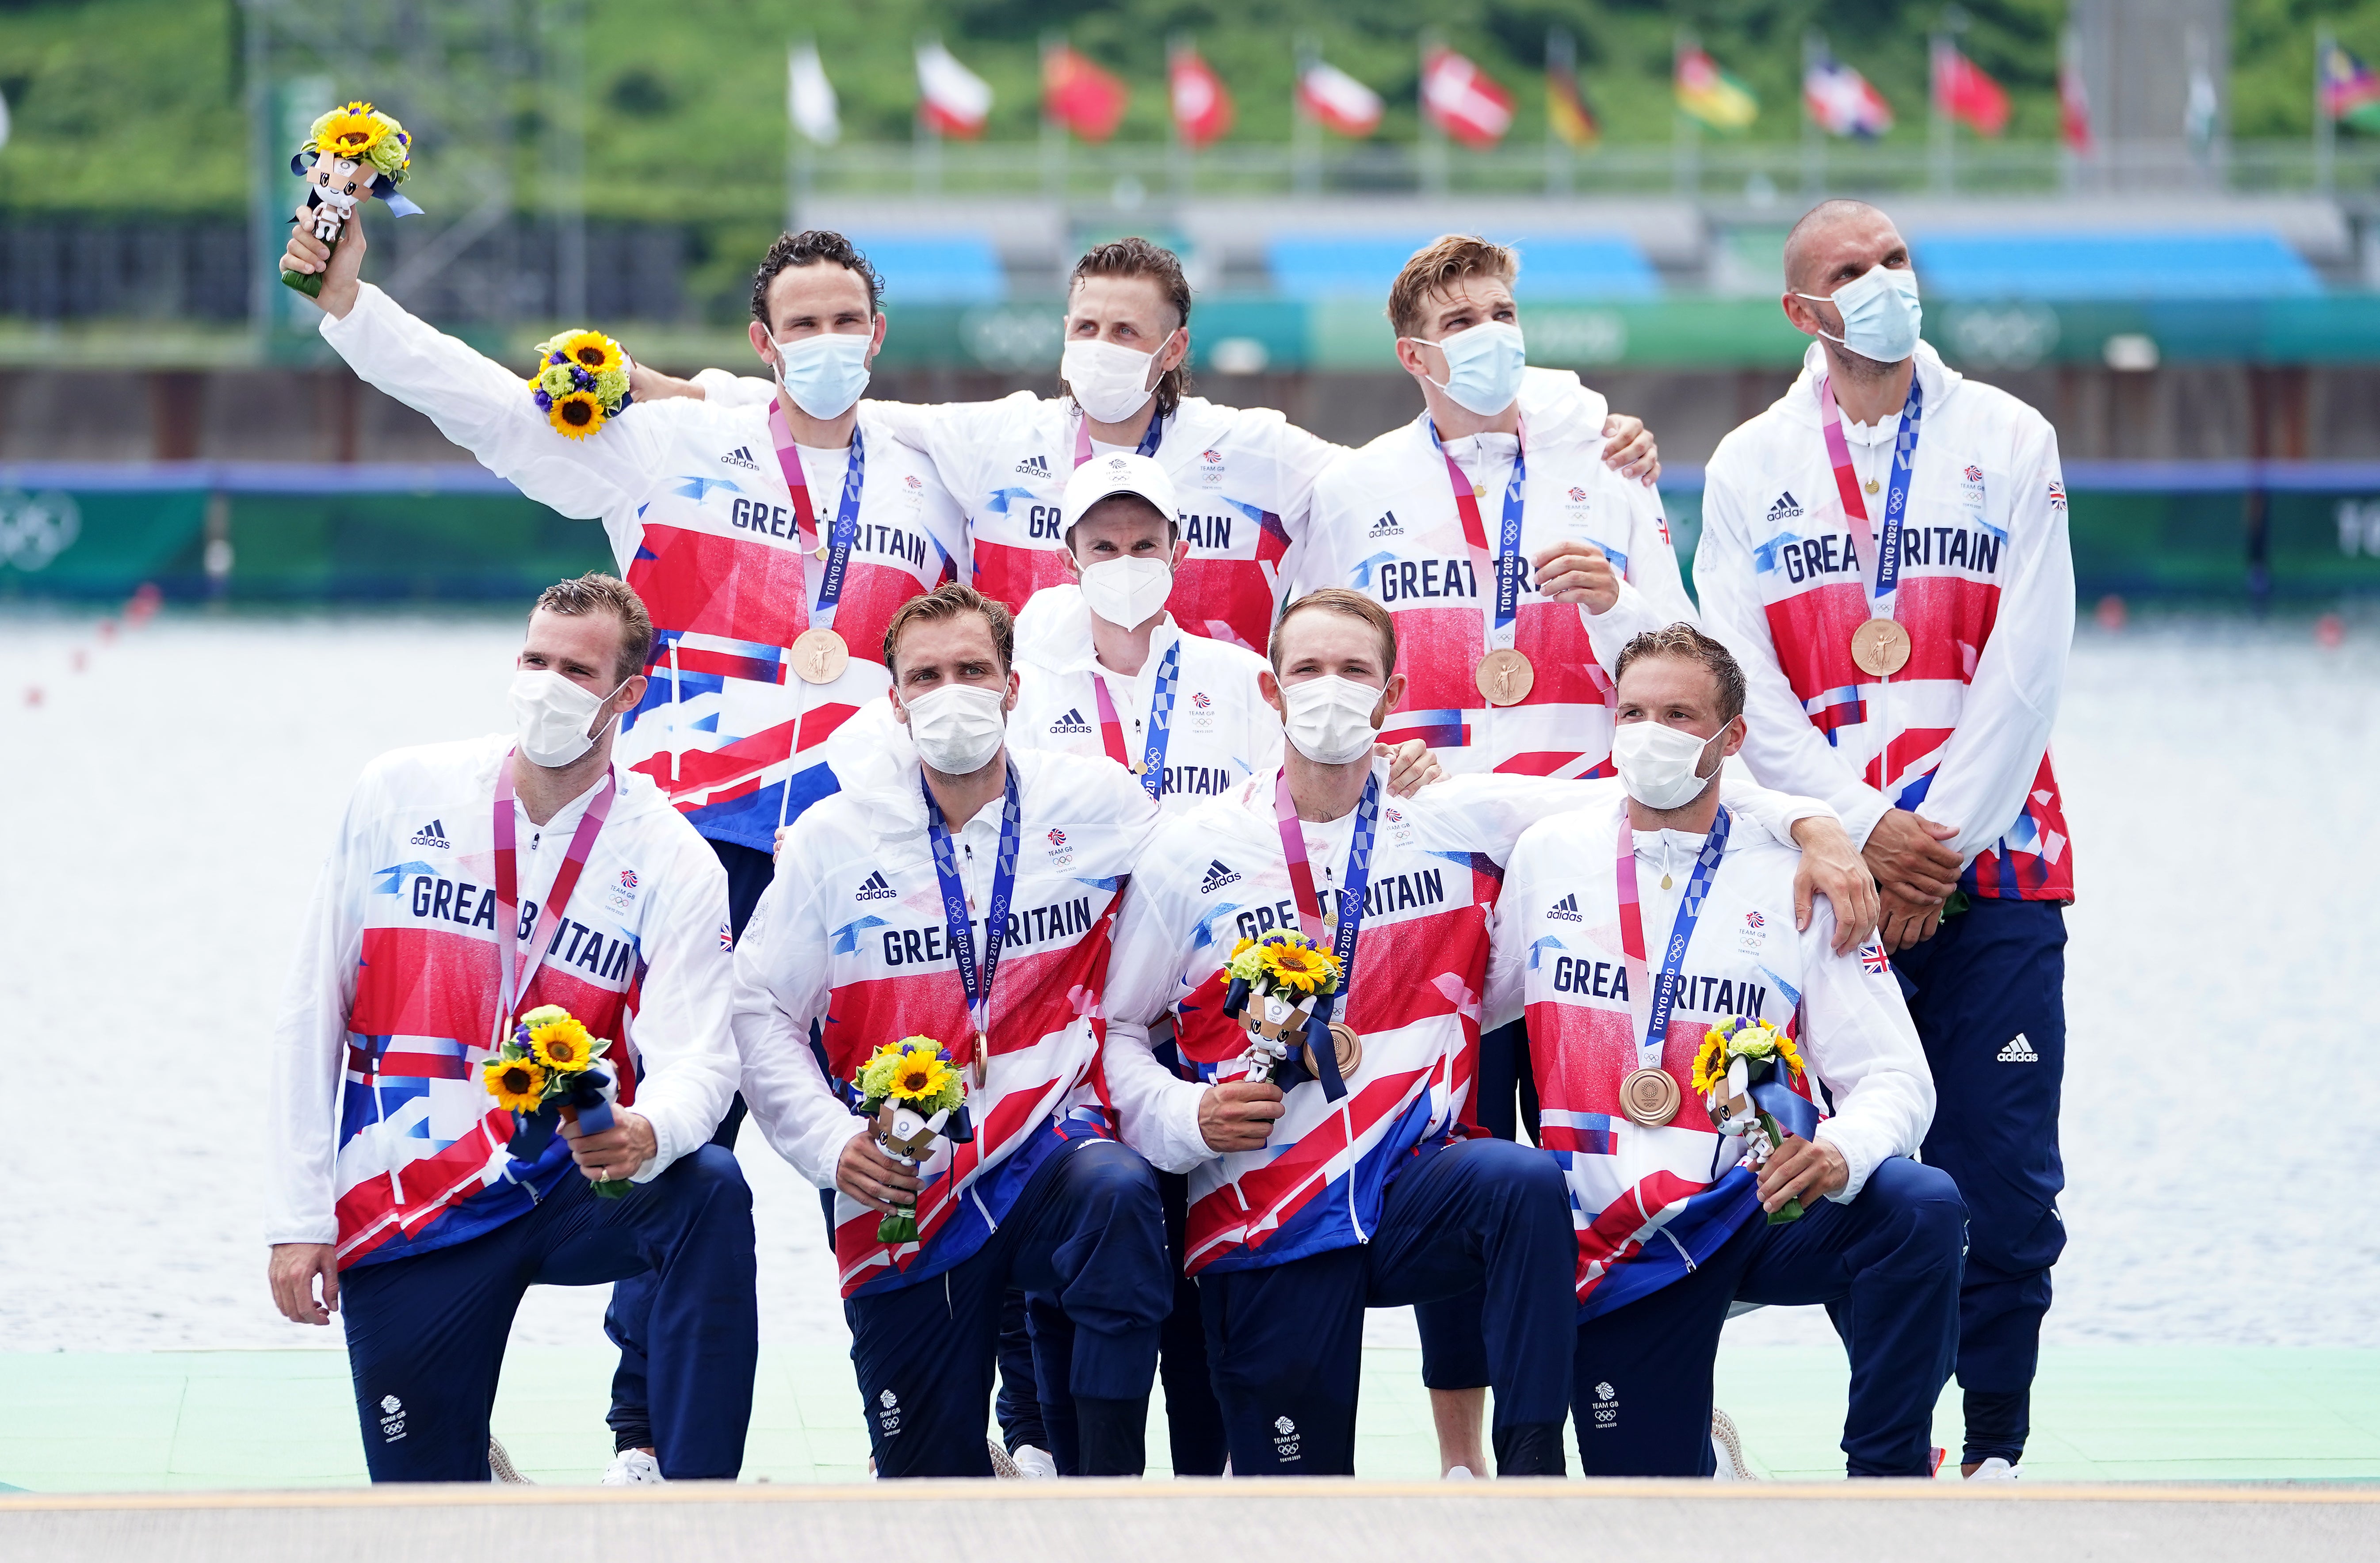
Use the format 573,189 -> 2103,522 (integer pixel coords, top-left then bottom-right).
3,609 -> 2373,1356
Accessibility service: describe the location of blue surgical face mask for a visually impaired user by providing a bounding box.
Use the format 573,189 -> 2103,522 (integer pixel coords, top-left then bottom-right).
1406,320 -> 1528,417
773,330 -> 873,419
1797,263 -> 1922,366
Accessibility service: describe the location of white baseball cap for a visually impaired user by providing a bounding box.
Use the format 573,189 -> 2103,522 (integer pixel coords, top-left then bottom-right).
1059,451 -> 1177,539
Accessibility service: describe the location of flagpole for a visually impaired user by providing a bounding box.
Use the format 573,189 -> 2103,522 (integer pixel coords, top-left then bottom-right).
1168,32 -> 1190,201
2058,22 -> 2081,196
788,39 -> 814,230
2316,27 -> 2336,197
915,34 -> 942,198
1547,27 -> 1574,198
1932,4 -> 1968,197
1040,29 -> 1067,205
1673,30 -> 1700,200
1800,30 -> 1823,197
1418,28 -> 1448,196
1292,37 -> 1320,196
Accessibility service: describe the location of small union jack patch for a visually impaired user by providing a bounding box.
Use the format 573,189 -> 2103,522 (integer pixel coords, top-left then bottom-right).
1859,941 -> 1889,975
718,923 -> 734,950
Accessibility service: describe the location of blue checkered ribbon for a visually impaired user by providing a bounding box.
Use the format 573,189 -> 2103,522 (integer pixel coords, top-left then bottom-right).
1639,804 -> 1733,1069
1869,378 -> 1924,613
1136,639 -> 1182,800
922,757 -> 1023,1049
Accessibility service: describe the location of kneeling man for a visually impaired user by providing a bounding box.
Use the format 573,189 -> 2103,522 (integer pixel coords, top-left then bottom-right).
1491,624 -> 1962,1477
733,583 -> 1174,1478
265,573 -> 754,1482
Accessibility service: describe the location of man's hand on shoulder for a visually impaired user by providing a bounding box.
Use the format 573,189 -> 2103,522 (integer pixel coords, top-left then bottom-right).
1600,413 -> 1661,486
268,1243 -> 340,1325
1198,1079 -> 1285,1152
629,361 -> 705,403
560,1109 -> 659,1182
1379,738 -> 1444,796
1787,816 -> 1880,954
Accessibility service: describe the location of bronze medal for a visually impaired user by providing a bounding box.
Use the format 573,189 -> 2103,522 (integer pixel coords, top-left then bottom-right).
1620,1066 -> 1682,1128
973,1030 -> 989,1089
791,627 -> 849,685
1303,1022 -> 1364,1083
1848,618 -> 1911,678
1475,648 -> 1535,707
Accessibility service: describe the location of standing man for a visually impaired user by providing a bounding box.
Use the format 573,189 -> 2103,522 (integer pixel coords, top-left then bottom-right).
732,583 -> 1175,1479
639,235 -> 1662,653
283,218 -> 968,1480
1486,624 -> 1960,1478
1693,198 -> 2074,1480
264,574 -> 754,1482
1099,590 -> 1865,1478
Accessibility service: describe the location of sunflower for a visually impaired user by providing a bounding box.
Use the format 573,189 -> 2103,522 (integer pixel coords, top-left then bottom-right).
548,391 -> 604,439
886,1044 -> 954,1104
556,330 -> 624,376
484,1054 -> 548,1113
310,102 -> 389,161
1692,1030 -> 1729,1097
1261,941 -> 1337,995
1774,1033 -> 1804,1080
530,1015 -> 596,1072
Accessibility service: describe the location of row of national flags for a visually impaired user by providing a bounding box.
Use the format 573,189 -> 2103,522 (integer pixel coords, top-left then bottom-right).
787,34 -> 2380,152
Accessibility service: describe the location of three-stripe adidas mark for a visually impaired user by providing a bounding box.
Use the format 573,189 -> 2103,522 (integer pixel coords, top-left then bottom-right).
1547,892 -> 1582,922
720,446 -> 760,470
1015,455 -> 1051,477
1200,859 -> 1240,894
1996,1033 -> 2039,1064
1049,708 -> 1093,735
854,870 -> 898,903
409,820 -> 449,848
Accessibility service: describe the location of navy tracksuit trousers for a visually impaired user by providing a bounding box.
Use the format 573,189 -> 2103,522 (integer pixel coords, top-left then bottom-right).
849,1134 -> 1173,1478
1200,1136 -> 1577,1478
340,1144 -> 758,1482
1891,897 -> 2068,1465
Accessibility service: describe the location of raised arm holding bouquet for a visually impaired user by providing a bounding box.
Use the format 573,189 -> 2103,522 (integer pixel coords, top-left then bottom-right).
280,100 -> 420,298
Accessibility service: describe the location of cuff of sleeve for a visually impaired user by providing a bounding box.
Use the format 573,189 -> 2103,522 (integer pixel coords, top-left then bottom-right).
1157,1081 -> 1213,1175
317,282 -> 384,345
264,1221 -> 339,1247
1840,790 -> 1894,851
631,1111 -> 676,1183
802,1113 -> 876,1191
1814,1122 -> 1880,1203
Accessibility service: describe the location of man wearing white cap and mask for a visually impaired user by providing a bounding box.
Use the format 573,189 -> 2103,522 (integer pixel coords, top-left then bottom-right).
1693,198 -> 2074,1480
1099,592 -> 1870,1479
732,582 -> 1177,1479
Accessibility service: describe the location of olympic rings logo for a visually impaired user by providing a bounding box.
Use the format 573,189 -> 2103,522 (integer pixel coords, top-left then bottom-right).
0,488 -> 81,572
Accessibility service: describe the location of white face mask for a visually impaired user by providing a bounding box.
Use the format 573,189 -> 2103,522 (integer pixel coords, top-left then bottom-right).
509,668 -> 625,769
1076,555 -> 1174,630
1795,263 -> 1923,366
1404,320 -> 1528,417
903,682 -> 1008,775
1279,675 -> 1384,766
1610,718 -> 1727,811
1062,334 -> 1169,425
773,331 -> 873,420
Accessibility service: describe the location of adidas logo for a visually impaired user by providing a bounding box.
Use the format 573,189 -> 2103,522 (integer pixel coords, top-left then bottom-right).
1200,859 -> 1241,893
1997,1033 -> 2040,1064
1368,511 -> 1404,537
855,870 -> 898,903
720,446 -> 760,470
1014,454 -> 1051,477
409,820 -> 449,848
1049,707 -> 1093,735
1547,892 -> 1582,922
1767,491 -> 1803,522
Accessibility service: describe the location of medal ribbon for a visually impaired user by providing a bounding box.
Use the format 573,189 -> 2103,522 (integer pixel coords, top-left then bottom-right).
1612,803 -> 1732,1072
1071,405 -> 1166,467
490,754 -> 618,1047
1270,766 -> 1381,1102
922,758 -> 1024,1060
765,397 -> 867,637
1817,374 -> 1924,621
1089,637 -> 1180,801
1429,419 -> 1529,648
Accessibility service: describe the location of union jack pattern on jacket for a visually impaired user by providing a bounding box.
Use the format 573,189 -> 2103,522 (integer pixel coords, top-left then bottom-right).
1486,796 -> 1933,1319
1297,381 -> 1692,780
732,750 -> 1162,1296
265,736 -> 741,1269
322,286 -> 967,855
1695,342 -> 2076,902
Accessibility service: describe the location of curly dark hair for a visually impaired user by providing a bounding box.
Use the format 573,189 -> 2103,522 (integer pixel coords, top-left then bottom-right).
1068,236 -> 1194,420
750,229 -> 884,331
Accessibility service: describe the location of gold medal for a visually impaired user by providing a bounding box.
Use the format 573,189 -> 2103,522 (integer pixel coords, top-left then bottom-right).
1304,1022 -> 1364,1083
1849,618 -> 1911,678
791,627 -> 849,685
1475,647 -> 1535,707
1620,1066 -> 1681,1128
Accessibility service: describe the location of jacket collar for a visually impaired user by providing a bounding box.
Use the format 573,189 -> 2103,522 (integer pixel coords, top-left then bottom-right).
1776,339 -> 1962,430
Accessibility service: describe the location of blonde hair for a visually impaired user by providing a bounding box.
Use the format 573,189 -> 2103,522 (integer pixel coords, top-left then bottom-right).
1270,587 -> 1398,676
532,572 -> 652,685
1387,234 -> 1519,339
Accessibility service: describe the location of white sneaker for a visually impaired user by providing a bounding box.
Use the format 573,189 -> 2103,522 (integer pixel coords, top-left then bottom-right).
1710,1407 -> 1753,1480
1443,1464 -> 1478,1481
1966,1456 -> 2020,1481
603,1448 -> 665,1486
1012,1444 -> 1059,1479
488,1436 -> 532,1485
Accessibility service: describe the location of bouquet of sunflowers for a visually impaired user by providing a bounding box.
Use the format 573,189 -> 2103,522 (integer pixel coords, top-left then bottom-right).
483,1004 -> 632,1198
1220,930 -> 1343,1087
280,100 -> 421,299
852,1037 -> 974,1244
1693,1016 -> 1810,1224
527,330 -> 633,440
